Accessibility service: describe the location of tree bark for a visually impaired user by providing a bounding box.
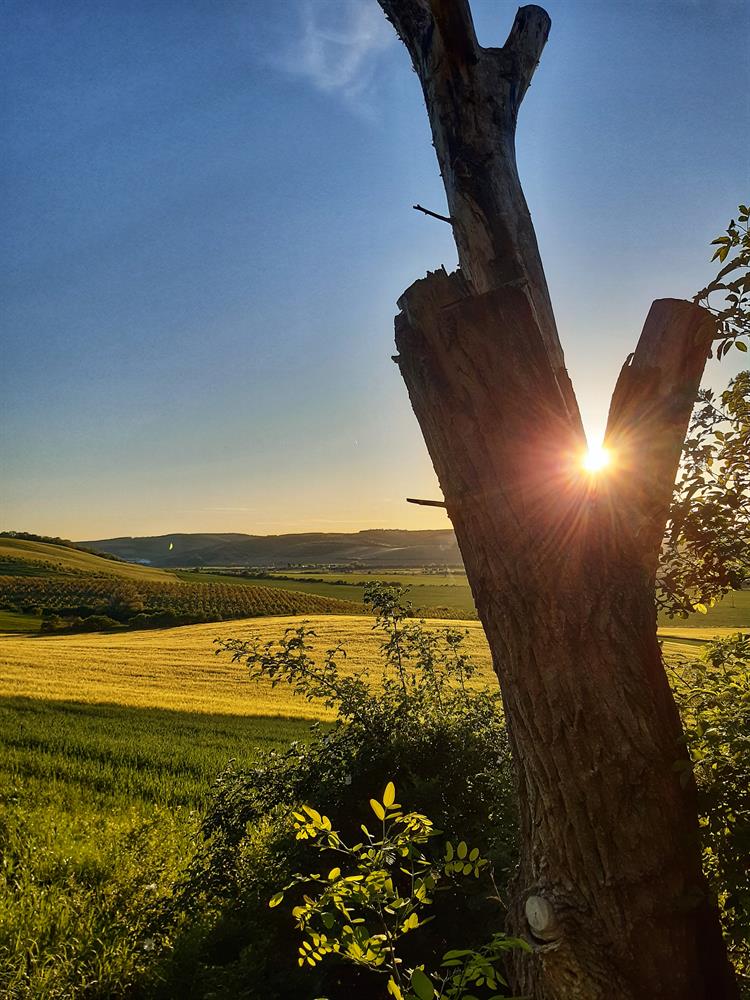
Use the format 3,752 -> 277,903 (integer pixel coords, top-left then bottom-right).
380,2 -> 737,997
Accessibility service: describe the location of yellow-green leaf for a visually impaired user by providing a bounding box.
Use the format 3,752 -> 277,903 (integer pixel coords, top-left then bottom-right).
269,892 -> 284,908
370,798 -> 386,820
387,978 -> 404,1000
411,967 -> 435,1000
383,781 -> 396,808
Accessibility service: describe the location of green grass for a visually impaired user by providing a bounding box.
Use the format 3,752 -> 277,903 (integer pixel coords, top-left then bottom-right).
659,588 -> 750,629
0,610 -> 41,632
181,570 -> 750,623
0,697 -> 314,999
178,569 -> 478,614
176,568 -> 374,605
0,596 -> 746,998
269,570 -> 468,585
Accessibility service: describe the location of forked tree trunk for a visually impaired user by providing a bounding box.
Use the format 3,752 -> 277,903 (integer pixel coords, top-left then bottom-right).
377,3 -> 737,997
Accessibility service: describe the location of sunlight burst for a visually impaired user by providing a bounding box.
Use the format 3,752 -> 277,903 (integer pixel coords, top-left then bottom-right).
582,443 -> 611,474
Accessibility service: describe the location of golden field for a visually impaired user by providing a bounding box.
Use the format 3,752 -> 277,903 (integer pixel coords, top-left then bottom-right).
0,536 -> 176,582
0,615 -> 735,719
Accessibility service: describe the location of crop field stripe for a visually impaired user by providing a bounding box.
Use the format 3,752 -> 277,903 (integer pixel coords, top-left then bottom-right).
0,615 -> 740,721
0,611 -> 42,633
0,696 -> 314,807
177,570 -> 479,614
0,574 -> 362,627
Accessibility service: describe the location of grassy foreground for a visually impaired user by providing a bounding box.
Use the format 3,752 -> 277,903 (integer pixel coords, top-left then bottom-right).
0,613 -> 746,997
0,698 -> 313,999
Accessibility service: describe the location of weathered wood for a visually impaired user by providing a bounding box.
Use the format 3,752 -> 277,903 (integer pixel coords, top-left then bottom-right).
380,1 -> 737,996
605,299 -> 717,564
412,203 -> 453,224
405,497 -> 447,508
378,0 -> 580,427
395,273 -> 735,999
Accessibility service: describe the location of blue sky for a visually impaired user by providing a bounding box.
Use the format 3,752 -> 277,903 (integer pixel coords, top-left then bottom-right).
1,0 -> 748,539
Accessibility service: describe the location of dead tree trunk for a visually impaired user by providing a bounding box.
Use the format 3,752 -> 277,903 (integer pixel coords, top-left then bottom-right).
377,3 -> 737,997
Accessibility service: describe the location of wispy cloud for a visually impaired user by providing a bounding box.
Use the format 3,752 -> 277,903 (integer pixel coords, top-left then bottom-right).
177,507 -> 255,514
277,0 -> 394,111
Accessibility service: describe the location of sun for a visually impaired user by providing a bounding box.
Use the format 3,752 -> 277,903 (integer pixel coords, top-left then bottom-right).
582,443 -> 611,474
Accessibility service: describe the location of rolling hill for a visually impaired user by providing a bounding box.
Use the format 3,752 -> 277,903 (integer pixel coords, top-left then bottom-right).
81,529 -> 463,568
0,536 -> 176,581
0,536 -> 362,632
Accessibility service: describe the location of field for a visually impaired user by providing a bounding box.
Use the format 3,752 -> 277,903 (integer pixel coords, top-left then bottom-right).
0,615 -> 491,717
1,609 -> 747,996
3,539 -> 746,629
182,569 -> 750,625
0,536 -> 176,582
0,574 -> 361,631
177,568 -> 479,614
0,613 -> 740,719
0,609 -> 43,632
660,589 -> 750,629
0,697 -> 311,998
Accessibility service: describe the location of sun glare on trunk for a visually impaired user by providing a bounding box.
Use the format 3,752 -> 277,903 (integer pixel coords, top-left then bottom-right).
582,443 -> 610,474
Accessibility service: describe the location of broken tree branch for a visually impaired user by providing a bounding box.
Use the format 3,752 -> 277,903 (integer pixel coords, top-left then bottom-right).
377,0 -> 478,73
499,5 -> 552,117
406,497 -> 447,508
376,1 -> 581,429
605,298 -> 716,565
413,203 -> 453,224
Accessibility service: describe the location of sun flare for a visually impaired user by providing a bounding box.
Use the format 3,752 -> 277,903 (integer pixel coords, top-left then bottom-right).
582,443 -> 611,474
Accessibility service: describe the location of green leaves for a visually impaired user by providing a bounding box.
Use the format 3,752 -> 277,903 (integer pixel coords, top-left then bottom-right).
711,235 -> 733,263
443,840 -> 488,879
410,967 -> 435,1000
695,203 -> 749,360
371,781 -> 403,822
671,633 -> 750,971
268,782 -> 524,998
660,368 -> 750,618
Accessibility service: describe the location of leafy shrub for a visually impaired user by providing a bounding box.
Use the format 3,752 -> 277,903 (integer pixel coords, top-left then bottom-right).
658,203 -> 750,617
270,780 -> 529,1000
670,632 -> 750,982
149,590 -> 749,998
152,585 -> 517,999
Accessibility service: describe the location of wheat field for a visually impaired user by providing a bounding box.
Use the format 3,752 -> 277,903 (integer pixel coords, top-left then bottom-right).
0,615 -> 735,719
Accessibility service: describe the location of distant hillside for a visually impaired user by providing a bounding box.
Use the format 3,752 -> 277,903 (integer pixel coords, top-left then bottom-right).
81,530 -> 462,569
0,537 -> 176,582
1,531 -> 127,562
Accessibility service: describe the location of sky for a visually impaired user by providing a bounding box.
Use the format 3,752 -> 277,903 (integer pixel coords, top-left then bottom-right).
1,0 -> 748,540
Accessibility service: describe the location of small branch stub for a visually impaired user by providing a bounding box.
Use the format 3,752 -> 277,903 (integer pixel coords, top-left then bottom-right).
406,497 -> 447,508
525,895 -> 561,942
413,203 -> 453,224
